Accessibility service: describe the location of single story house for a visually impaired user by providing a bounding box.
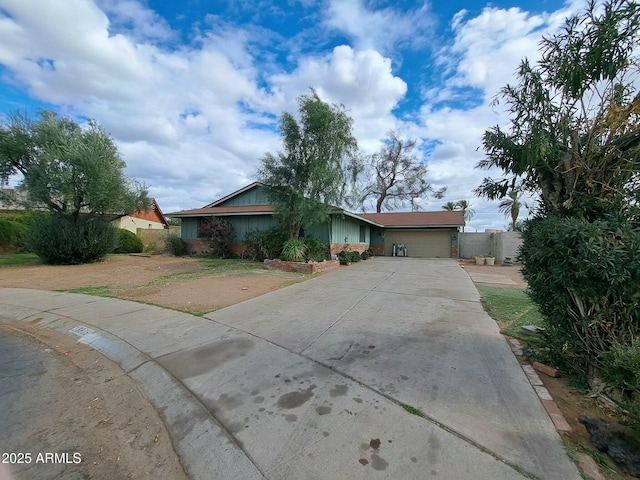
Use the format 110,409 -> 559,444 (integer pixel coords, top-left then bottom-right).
1,188 -> 168,234
167,183 -> 464,258
112,199 -> 169,234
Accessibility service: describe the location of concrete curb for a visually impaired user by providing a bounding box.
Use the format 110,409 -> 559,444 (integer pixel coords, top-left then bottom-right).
0,302 -> 263,480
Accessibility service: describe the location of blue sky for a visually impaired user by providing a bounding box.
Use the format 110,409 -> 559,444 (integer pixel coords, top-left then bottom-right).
0,0 -> 584,230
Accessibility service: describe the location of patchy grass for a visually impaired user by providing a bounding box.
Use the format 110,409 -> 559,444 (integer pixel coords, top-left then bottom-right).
61,286 -> 114,297
0,253 -> 40,267
198,258 -> 264,271
477,286 -> 544,340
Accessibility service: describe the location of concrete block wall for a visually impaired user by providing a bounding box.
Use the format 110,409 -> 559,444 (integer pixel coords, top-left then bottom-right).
460,233 -> 492,260
460,232 -> 522,263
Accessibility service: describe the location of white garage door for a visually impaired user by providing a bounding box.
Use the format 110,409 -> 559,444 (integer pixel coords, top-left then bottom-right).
384,229 -> 452,258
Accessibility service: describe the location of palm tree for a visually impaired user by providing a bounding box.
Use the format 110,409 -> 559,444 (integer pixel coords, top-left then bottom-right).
456,200 -> 474,232
499,191 -> 521,231
442,201 -> 458,211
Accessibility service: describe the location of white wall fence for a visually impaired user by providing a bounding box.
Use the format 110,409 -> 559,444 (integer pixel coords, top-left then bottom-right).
459,232 -> 522,263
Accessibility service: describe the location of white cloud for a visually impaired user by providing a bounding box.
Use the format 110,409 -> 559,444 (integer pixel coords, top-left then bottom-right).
269,45 -> 408,151
324,0 -> 435,54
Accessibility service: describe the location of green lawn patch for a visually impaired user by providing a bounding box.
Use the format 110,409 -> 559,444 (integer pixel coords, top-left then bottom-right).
477,285 -> 544,340
0,253 -> 40,267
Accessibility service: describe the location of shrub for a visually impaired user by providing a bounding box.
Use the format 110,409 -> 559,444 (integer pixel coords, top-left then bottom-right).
519,215 -> 640,372
282,239 -> 306,262
0,219 -> 28,252
303,237 -> 330,262
27,216 -> 116,265
112,229 -> 143,254
337,250 -> 350,265
197,217 -> 233,257
349,251 -> 361,262
243,227 -> 288,261
165,233 -> 187,256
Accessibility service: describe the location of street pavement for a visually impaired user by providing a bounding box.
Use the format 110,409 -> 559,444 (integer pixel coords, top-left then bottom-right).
0,257 -> 581,479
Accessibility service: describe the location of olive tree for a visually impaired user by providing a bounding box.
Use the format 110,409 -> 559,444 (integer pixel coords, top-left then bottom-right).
0,110 -> 149,263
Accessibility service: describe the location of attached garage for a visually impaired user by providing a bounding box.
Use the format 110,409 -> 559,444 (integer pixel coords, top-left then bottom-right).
384,229 -> 452,258
359,211 -> 465,259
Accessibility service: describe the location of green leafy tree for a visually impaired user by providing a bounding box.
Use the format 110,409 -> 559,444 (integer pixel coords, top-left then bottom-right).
0,110 -> 149,218
355,132 -> 445,213
475,0 -> 640,219
476,0 -> 640,384
258,89 -> 358,239
0,110 -> 149,264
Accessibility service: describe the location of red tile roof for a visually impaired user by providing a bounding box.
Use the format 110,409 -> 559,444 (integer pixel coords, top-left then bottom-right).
358,211 -> 465,227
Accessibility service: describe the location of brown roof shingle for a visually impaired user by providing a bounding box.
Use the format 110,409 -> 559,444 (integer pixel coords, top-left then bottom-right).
358,211 -> 465,227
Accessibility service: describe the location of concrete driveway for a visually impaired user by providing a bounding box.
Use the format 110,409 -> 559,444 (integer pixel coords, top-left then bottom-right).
0,258 -> 580,479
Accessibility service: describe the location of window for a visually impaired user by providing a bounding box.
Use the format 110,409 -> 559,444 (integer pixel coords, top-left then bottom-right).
359,225 -> 366,243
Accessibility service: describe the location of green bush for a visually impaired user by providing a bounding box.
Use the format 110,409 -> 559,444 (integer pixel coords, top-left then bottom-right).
0,219 -> 28,251
165,233 -> 187,256
303,237 -> 330,262
348,251 -> 361,262
519,215 -> 640,371
27,216 -> 116,265
243,227 -> 288,261
282,239 -> 306,262
112,229 -> 143,254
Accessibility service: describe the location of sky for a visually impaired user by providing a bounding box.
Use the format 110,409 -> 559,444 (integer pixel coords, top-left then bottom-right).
0,0 -> 587,231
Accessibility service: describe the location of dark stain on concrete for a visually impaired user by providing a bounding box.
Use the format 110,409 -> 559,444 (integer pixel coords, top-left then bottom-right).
359,458 -> 369,466
371,453 -> 388,471
159,338 -> 254,379
217,393 -> 243,411
400,375 -> 409,380
410,457 -> 418,463
323,431 -> 330,437
316,406 -> 331,415
369,438 -> 381,450
367,345 -> 375,349
276,384 -> 316,409
253,396 -> 265,404
352,397 -> 363,403
250,389 -> 259,396
329,384 -> 348,397
284,414 -> 297,422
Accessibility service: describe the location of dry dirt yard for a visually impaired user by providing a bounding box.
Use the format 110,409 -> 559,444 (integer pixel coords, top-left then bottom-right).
0,254 -> 307,315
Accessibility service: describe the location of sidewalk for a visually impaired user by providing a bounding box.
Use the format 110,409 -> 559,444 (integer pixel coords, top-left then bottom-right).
0,258 -> 581,479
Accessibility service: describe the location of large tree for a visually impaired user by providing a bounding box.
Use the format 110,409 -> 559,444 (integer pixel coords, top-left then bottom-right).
0,110 -> 149,218
356,132 -> 444,213
475,0 -> 640,382
475,0 -> 640,219
257,89 -> 358,239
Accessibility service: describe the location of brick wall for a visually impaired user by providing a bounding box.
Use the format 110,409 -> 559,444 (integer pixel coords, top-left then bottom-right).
329,243 -> 368,255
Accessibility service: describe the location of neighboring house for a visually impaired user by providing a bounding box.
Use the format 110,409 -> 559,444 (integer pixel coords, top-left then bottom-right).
112,199 -> 169,234
1,189 -> 168,235
166,183 -> 465,258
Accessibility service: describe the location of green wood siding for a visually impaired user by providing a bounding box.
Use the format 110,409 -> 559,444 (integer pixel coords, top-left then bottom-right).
181,217 -> 199,240
181,215 -> 276,241
370,226 -> 385,246
304,223 -> 330,243
330,215 -> 369,245
229,216 -> 277,241
217,185 -> 269,206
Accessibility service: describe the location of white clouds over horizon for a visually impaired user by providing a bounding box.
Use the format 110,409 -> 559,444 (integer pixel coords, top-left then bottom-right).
0,0 -> 580,230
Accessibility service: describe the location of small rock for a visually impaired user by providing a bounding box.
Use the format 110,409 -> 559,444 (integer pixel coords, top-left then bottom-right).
579,416 -> 640,477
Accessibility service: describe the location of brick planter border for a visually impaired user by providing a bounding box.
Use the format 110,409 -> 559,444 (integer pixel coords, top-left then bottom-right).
264,259 -> 339,274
